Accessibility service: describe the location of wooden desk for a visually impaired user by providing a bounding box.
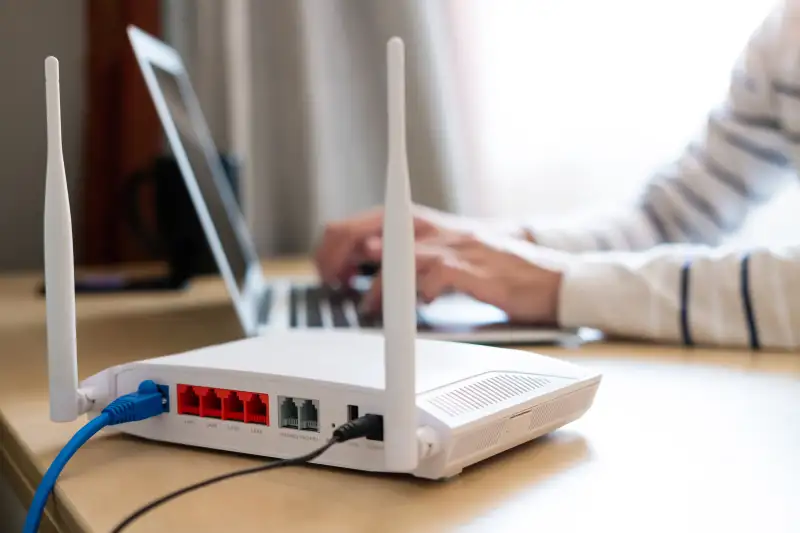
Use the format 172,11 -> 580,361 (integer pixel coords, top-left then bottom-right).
2,259 -> 799,532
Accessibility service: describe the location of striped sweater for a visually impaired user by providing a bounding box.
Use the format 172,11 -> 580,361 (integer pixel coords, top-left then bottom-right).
529,0 -> 800,350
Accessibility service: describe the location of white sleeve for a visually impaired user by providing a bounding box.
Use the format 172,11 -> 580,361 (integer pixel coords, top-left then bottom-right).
558,244 -> 800,350
529,1 -> 796,253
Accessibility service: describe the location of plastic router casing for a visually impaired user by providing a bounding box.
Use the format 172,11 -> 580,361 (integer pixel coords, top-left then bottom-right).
81,330 -> 600,480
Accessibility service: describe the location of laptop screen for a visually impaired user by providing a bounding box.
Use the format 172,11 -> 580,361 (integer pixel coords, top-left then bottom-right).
150,65 -> 251,291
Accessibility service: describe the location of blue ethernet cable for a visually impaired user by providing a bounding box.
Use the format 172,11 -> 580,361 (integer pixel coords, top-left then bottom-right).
23,380 -> 169,533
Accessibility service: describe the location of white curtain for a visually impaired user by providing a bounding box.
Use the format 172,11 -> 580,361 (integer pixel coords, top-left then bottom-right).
164,0 -> 469,256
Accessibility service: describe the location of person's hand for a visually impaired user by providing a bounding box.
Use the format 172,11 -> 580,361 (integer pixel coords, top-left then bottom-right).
314,205 -> 474,286
359,232 -> 571,325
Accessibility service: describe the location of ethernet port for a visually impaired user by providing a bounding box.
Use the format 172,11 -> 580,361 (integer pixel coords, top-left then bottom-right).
220,390 -> 245,422
177,385 -> 200,416
241,392 -> 269,425
196,387 -> 222,418
299,399 -> 320,432
279,396 -> 299,429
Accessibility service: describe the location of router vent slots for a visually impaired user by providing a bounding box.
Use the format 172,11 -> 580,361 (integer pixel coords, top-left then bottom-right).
279,396 -> 319,432
177,384 -> 269,425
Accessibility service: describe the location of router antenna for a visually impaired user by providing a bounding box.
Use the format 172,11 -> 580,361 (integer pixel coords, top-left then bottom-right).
44,56 -> 89,423
382,37 -> 418,472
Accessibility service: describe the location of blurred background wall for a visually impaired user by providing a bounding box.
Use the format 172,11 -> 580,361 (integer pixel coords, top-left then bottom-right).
0,0 -> 85,271
0,0 -> 795,274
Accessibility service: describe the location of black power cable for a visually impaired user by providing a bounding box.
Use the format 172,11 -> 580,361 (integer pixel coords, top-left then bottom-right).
111,414 -> 384,532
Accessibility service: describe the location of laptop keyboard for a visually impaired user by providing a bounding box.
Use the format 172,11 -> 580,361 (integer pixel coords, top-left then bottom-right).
257,285 -> 273,325
290,285 -> 363,328
288,283 -> 424,329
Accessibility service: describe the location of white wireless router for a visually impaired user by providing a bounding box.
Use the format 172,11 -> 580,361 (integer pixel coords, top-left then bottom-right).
44,41 -> 601,479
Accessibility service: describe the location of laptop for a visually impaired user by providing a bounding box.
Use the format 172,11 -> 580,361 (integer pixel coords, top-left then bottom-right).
127,26 -> 598,346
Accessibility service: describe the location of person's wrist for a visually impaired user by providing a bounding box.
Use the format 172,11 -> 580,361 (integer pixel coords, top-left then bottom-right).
541,269 -> 562,325
516,263 -> 563,325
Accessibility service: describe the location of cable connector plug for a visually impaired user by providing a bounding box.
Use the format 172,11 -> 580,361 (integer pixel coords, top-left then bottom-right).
23,380 -> 169,533
333,414 -> 384,442
102,380 -> 169,425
